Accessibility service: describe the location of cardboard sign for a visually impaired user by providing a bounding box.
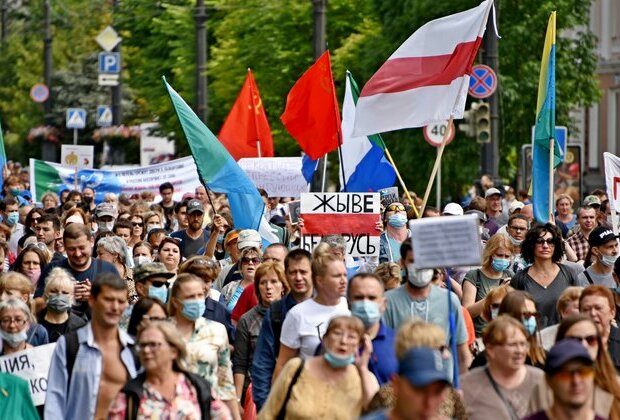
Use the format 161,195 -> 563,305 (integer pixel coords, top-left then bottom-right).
238,157 -> 308,198
409,214 -> 482,269
379,187 -> 399,208
61,145 -> 94,169
0,343 -> 56,406
300,192 -> 381,257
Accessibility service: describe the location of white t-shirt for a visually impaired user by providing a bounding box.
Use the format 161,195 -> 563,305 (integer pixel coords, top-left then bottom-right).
280,297 -> 350,359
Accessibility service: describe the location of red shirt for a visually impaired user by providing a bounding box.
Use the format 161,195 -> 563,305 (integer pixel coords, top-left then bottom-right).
231,283 -> 258,322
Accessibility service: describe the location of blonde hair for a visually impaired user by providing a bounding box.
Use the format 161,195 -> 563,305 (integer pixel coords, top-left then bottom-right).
482,315 -> 527,347
324,316 -> 364,344
138,320 -> 188,372
555,193 -> 574,207
311,253 -> 343,281
374,262 -> 401,288
557,286 -> 583,316
44,267 -> 75,299
482,234 -> 513,270
395,320 -> 446,359
481,285 -> 510,322
0,272 -> 34,296
168,273 -> 203,317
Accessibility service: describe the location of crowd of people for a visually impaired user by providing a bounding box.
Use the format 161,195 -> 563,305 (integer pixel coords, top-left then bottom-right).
0,167 -> 619,420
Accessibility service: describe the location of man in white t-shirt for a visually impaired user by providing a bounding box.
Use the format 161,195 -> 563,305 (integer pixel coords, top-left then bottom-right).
273,254 -> 350,379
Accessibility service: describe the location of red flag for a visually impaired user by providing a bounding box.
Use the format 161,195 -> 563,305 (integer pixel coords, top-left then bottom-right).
218,69 -> 274,160
280,51 -> 342,160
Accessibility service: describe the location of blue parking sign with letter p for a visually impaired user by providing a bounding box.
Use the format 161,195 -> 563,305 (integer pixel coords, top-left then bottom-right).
98,53 -> 120,74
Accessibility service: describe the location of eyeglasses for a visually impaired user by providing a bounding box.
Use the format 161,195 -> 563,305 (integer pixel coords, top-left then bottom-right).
136,341 -> 165,353
0,318 -> 28,328
566,335 -> 598,346
25,242 -> 48,252
521,311 -> 540,319
328,329 -> 360,344
132,222 -> 144,227
148,280 -> 169,288
535,238 -> 555,246
386,204 -> 406,212
553,366 -> 595,382
241,257 -> 262,265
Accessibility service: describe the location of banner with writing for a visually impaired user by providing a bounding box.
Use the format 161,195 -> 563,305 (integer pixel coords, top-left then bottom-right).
300,192 -> 380,257
238,157 -> 308,198
0,343 -> 56,406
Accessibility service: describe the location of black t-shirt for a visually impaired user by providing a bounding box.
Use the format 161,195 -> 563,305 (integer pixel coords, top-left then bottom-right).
170,229 -> 211,259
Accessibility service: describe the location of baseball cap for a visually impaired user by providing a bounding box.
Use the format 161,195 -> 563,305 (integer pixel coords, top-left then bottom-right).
238,229 -> 262,250
187,199 -> 204,215
133,262 -> 175,283
95,203 -> 117,218
583,195 -> 601,207
224,230 -> 240,248
465,209 -> 487,222
588,226 -> 618,247
443,203 -> 464,216
484,187 -> 502,198
398,347 -> 450,387
509,200 -> 524,214
544,339 -> 593,374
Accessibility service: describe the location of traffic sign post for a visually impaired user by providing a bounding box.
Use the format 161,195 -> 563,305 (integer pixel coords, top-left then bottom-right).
30,84 -> 49,103
423,120 -> 455,209
468,64 -> 497,99
66,108 -> 87,145
97,105 -> 113,127
98,53 -> 120,74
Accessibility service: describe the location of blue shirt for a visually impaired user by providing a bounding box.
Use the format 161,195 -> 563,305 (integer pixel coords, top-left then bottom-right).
368,321 -> 398,386
251,293 -> 298,410
44,323 -> 138,420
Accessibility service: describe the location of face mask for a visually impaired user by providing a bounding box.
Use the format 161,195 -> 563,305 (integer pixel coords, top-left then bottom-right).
600,254 -> 619,267
217,234 -> 225,245
491,257 -> 510,272
387,213 -> 407,228
9,188 -> 20,197
135,255 -> 152,266
406,263 -> 433,288
5,211 -> 18,226
47,293 -> 72,312
323,351 -> 355,369
0,329 -> 28,348
181,298 -> 205,321
510,236 -> 523,247
83,196 -> 93,205
149,285 -> 169,304
97,221 -> 114,232
522,316 -> 537,336
351,300 -> 381,328
24,268 -> 41,285
490,307 -> 499,320
146,224 -> 161,233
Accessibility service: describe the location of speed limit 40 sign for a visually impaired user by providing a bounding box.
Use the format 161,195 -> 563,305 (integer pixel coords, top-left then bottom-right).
423,120 -> 455,147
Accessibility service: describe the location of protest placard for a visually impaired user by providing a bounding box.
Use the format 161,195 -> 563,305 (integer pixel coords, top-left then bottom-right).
0,343 -> 56,406
238,157 -> 308,198
30,156 -> 203,204
409,214 -> 482,269
300,192 -> 381,257
379,187 -> 399,208
287,200 -> 301,224
61,145 -> 94,169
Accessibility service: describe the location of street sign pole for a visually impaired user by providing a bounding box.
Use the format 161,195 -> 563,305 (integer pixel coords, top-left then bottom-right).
73,128 -> 77,145
436,149 -> 441,210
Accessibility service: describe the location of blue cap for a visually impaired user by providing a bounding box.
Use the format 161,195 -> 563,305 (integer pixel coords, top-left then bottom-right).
545,339 -> 593,374
398,347 -> 450,387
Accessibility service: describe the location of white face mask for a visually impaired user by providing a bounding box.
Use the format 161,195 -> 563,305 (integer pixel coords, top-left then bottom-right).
406,263 -> 433,288
134,255 -> 152,266
97,220 -> 114,232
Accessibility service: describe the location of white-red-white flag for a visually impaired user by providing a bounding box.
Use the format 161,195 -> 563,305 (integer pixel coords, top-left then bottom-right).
353,1 -> 493,137
604,152 -> 620,213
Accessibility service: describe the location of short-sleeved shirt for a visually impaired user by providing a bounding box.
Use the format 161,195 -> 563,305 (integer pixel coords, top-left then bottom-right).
510,264 -> 588,328
464,268 -> 513,334
170,229 -> 211,259
578,266 -> 617,288
279,298 -> 350,359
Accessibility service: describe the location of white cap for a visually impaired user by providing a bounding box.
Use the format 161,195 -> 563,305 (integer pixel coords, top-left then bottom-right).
237,229 -> 262,250
485,187 -> 502,198
443,203 -> 464,216
509,200 -> 524,214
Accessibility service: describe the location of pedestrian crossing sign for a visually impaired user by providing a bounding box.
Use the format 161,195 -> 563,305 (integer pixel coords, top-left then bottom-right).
66,108 -> 87,129
97,105 -> 113,127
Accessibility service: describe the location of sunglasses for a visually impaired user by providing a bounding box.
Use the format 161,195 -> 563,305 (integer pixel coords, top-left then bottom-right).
566,335 -> 598,346
553,366 -> 595,382
521,311 -> 540,319
149,280 -> 169,288
241,257 -> 262,265
386,204 -> 406,212
132,222 -> 144,227
535,238 -> 555,246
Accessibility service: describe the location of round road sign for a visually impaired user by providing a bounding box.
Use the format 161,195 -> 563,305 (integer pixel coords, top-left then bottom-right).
468,64 -> 497,99
30,84 -> 50,103
423,120 -> 455,147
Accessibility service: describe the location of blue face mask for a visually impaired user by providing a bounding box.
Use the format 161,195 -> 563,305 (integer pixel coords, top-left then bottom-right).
522,316 -> 537,336
491,257 -> 510,272
148,285 -> 168,304
350,300 -> 381,328
324,351 -> 355,368
5,211 -> 18,226
181,298 -> 206,321
387,213 -> 407,228
217,234 -> 225,245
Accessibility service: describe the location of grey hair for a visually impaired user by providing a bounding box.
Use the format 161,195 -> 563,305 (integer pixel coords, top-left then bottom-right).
320,234 -> 346,252
97,235 -> 131,266
44,267 -> 76,301
0,297 -> 32,324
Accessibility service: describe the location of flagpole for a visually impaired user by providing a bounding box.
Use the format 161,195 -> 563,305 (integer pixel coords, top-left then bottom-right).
247,68 -> 263,158
204,183 -> 219,216
321,155 -> 328,192
421,116 -> 453,215
548,136 -> 554,220
324,51 -> 347,193
382,148 -> 420,218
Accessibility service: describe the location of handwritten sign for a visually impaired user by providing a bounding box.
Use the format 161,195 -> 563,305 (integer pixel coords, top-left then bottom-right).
409,214 -> 482,269
0,343 -> 56,405
379,187 -> 399,208
238,157 -> 308,198
300,192 -> 381,257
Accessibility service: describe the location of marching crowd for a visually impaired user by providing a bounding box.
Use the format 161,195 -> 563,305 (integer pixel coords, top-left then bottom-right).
0,166 -> 619,420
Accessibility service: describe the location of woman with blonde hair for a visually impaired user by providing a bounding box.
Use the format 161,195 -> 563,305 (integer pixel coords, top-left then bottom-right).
366,320 -> 466,419
374,262 -> 401,291
37,267 -> 86,342
463,233 -> 514,335
554,193 -> 576,237
259,315 -> 377,419
108,320 -> 215,419
41,191 -> 59,210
